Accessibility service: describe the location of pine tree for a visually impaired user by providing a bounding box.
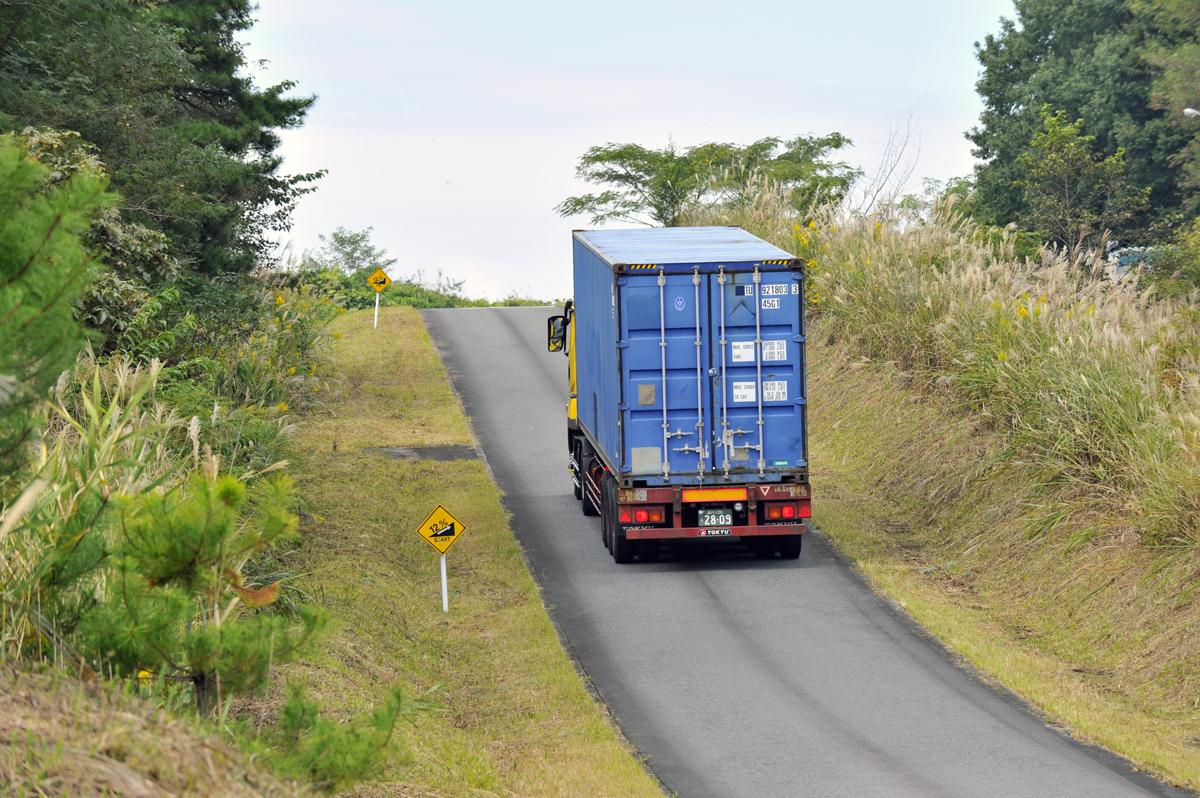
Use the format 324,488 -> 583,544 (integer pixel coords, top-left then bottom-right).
78,471 -> 323,715
0,135 -> 113,487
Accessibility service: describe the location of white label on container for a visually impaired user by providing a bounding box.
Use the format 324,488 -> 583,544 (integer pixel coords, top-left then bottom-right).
763,381 -> 788,401
732,381 -> 756,403
792,284 -> 800,294
731,341 -> 755,363
762,340 -> 787,361
761,297 -> 780,310
762,284 -> 789,295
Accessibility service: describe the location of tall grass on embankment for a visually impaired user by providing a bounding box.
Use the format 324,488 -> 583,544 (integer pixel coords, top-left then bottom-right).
691,192 -> 1200,549
684,190 -> 1200,788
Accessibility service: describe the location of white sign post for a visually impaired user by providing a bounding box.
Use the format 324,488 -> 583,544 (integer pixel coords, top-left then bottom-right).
440,554 -> 448,613
366,267 -> 391,329
412,505 -> 467,614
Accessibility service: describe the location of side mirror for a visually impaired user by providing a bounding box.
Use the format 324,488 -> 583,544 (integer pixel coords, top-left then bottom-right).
547,315 -> 566,352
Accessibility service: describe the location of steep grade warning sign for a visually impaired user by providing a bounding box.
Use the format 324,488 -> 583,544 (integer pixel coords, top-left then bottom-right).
413,505 -> 468,555
367,267 -> 392,292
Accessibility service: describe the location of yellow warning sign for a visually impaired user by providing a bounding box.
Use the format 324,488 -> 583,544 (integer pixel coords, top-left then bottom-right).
367,267 -> 392,293
413,505 -> 467,555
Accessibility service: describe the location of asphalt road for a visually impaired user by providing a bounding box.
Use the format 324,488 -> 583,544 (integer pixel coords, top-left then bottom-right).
423,306 -> 1184,798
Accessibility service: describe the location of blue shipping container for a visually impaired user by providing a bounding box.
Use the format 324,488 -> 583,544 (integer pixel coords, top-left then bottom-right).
573,226 -> 807,487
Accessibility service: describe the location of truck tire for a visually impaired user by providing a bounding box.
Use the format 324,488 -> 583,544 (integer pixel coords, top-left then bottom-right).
778,535 -> 802,560
603,473 -> 635,563
581,453 -> 600,517
600,482 -> 612,551
612,528 -> 635,563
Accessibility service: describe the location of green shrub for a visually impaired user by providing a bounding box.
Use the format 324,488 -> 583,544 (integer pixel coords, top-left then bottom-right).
291,265 -> 488,310
269,681 -> 433,790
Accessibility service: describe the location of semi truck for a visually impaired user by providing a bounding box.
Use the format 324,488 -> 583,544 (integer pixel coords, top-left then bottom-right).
546,226 -> 810,563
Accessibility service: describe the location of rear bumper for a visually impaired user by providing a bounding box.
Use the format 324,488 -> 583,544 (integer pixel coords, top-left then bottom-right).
624,521 -> 807,541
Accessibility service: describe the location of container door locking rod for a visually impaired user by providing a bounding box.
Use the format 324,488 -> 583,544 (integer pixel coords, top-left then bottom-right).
753,267 -> 765,477
718,267 -> 730,478
658,269 -> 670,479
692,268 -> 706,479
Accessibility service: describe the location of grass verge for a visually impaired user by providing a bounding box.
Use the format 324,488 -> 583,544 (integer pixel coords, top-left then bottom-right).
277,306 -> 659,796
808,333 -> 1200,791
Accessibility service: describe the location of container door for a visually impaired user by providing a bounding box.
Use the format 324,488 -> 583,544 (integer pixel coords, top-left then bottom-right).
710,268 -> 806,476
620,270 -> 714,479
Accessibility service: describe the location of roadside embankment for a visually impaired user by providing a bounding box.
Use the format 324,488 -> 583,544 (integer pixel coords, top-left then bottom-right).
282,307 -> 660,796
808,331 -> 1200,790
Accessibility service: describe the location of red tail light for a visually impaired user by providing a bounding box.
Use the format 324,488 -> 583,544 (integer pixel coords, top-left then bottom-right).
765,502 -> 802,521
620,506 -> 664,524
799,501 -> 812,518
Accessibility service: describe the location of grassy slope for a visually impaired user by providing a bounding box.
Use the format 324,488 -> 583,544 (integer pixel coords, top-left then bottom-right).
808,333 -> 1200,790
284,307 -> 659,796
0,667 -> 306,796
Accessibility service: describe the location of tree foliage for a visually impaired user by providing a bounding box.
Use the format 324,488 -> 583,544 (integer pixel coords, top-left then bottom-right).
1140,0 -> 1200,212
969,0 -> 1197,240
0,0 -> 322,274
557,136 -> 858,227
303,226 -> 398,274
1016,106 -> 1150,249
557,142 -> 704,226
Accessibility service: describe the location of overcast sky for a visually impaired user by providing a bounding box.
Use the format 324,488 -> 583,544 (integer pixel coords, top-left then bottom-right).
244,0 -> 1014,300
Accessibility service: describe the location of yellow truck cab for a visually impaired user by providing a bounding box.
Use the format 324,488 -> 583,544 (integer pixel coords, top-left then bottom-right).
546,301 -> 581,498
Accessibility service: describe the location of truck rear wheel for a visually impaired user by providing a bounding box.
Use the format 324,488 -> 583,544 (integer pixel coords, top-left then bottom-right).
602,473 -> 635,563
600,477 -> 612,550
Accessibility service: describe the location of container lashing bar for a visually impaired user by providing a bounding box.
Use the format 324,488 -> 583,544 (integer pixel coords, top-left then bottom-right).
657,270 -> 670,479
692,268 -> 706,479
718,267 -> 731,477
753,267 -> 765,477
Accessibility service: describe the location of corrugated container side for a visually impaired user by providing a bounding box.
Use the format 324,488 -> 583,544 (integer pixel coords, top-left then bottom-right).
573,237 -> 622,469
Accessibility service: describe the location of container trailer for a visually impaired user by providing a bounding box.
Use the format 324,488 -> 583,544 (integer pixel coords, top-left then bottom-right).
547,226 -> 810,563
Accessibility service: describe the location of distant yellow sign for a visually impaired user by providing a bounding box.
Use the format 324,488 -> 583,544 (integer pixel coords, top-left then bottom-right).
413,505 -> 468,555
367,267 -> 392,293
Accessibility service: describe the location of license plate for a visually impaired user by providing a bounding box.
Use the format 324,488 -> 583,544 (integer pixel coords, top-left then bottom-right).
698,507 -> 733,527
